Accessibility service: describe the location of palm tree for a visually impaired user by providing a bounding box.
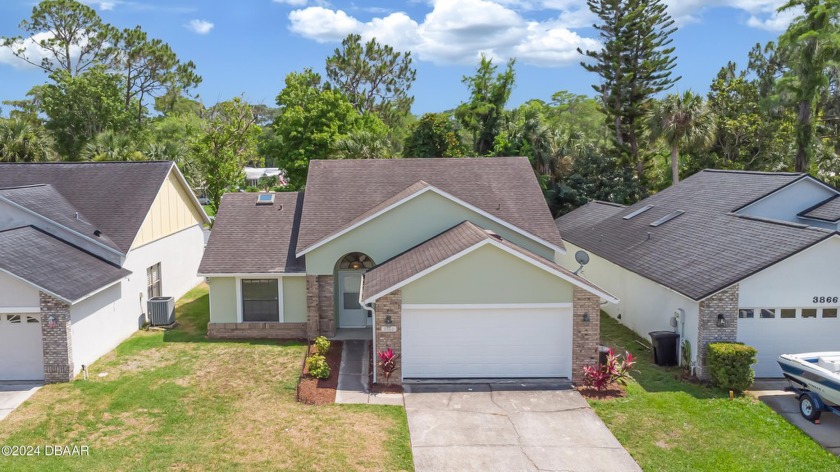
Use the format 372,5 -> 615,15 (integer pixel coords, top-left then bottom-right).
648,91 -> 716,184
81,130 -> 145,161
331,130 -> 390,159
0,119 -> 56,162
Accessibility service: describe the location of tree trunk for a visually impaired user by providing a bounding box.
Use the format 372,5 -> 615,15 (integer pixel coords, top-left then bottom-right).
796,100 -> 812,172
671,143 -> 679,185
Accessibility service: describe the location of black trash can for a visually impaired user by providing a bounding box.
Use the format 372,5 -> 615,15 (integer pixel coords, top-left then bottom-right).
649,331 -> 680,366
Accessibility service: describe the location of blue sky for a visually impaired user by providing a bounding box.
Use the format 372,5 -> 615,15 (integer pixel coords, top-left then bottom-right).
0,1 -> 790,115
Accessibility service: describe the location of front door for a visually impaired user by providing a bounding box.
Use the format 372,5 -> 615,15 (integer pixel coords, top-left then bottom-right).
338,271 -> 367,328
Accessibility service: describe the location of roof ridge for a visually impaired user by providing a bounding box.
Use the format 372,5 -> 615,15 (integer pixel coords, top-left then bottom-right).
702,168 -> 804,176
0,161 -> 173,165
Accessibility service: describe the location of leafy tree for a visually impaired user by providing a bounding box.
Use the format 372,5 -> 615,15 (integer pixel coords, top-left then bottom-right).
39,66 -> 136,159
579,0 -> 680,194
81,130 -> 144,161
331,129 -> 390,160
456,56 -> 516,155
403,113 -> 466,157
0,119 -> 56,162
147,112 -> 206,185
326,34 -> 416,127
263,69 -> 387,190
648,91 -> 716,184
192,98 -> 261,213
777,0 -> 840,172
1,0 -> 116,76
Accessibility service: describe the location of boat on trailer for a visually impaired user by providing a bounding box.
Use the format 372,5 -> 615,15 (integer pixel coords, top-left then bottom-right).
778,352 -> 840,421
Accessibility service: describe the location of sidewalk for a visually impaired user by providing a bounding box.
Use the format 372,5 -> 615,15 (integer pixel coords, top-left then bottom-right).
334,340 -> 403,406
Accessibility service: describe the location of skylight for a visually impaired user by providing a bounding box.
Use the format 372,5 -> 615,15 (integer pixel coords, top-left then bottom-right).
623,205 -> 654,220
256,194 -> 275,205
650,210 -> 685,227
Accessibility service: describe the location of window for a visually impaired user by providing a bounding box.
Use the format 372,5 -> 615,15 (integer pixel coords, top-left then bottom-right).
802,309 -> 818,319
6,315 -> 20,323
823,308 -> 838,318
147,263 -> 162,299
738,309 -> 754,319
242,279 -> 279,322
760,308 -> 776,319
338,252 -> 374,270
26,316 -> 39,324
780,309 -> 796,319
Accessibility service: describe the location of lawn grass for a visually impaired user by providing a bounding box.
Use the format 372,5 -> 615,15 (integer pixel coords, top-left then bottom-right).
202,204 -> 215,217
0,284 -> 413,472
591,312 -> 840,471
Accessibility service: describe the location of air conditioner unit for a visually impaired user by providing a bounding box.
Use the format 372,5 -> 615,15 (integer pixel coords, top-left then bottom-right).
147,296 -> 175,326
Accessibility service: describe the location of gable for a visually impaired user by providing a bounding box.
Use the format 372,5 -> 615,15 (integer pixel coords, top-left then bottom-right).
401,244 -> 574,304
737,177 -> 838,228
131,170 -> 207,249
0,270 -> 40,309
304,190 -> 557,274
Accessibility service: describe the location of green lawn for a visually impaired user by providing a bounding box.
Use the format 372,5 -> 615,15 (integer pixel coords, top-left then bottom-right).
591,312 -> 840,471
202,204 -> 215,217
0,285 -> 413,472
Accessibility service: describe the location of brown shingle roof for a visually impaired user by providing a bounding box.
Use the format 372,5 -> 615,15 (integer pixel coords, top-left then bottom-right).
296,158 -> 564,254
0,226 -> 130,302
198,192 -> 305,274
361,221 -> 613,302
556,170 -> 833,300
0,161 -> 178,253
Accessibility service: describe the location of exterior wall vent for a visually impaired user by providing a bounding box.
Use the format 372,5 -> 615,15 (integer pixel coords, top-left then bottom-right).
623,205 -> 654,220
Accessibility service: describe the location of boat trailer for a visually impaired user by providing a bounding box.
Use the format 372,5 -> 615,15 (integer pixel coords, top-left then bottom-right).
784,374 -> 840,423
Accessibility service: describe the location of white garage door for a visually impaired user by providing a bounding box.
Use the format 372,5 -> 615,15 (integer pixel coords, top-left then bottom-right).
401,305 -> 573,379
0,314 -> 44,381
738,308 -> 839,378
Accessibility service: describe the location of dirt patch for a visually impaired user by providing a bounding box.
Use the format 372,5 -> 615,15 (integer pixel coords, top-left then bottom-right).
297,341 -> 343,405
577,385 -> 627,400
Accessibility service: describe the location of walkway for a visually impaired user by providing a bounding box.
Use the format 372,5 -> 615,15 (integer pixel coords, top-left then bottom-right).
334,339 -> 403,406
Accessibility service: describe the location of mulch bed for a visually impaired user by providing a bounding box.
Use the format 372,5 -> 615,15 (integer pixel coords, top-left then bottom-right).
297,340 -> 343,405
368,342 -> 404,394
576,385 -> 627,400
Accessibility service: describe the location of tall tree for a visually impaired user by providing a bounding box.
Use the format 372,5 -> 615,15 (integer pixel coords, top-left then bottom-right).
579,0 -> 680,196
648,91 -> 716,184
1,0 -> 116,76
456,56 -> 516,155
326,34 -> 416,127
403,113 -> 466,158
777,0 -> 840,172
81,129 -> 145,161
0,119 -> 56,162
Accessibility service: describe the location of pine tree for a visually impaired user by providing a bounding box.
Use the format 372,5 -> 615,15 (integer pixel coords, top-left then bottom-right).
579,0 -> 680,199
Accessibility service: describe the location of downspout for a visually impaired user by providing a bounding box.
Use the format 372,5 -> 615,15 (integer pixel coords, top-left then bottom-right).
359,275 -> 377,384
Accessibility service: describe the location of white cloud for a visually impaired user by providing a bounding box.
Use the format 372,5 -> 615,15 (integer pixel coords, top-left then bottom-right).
274,0 -> 310,6
664,0 -> 799,31
0,32 -> 84,70
185,19 -> 215,35
289,0 -> 599,67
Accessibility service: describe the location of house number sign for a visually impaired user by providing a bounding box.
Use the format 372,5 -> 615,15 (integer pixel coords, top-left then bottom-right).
813,296 -> 839,304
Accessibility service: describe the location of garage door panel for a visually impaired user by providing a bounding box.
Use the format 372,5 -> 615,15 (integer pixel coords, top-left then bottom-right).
739,318 -> 839,378
402,307 -> 572,379
0,313 -> 44,381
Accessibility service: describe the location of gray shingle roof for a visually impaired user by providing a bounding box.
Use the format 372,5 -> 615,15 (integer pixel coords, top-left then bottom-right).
799,195 -> 840,222
361,221 -> 612,302
556,170 -> 834,301
0,226 -> 131,302
296,158 -> 564,254
0,161 -> 177,253
0,184 -> 121,252
198,192 -> 305,274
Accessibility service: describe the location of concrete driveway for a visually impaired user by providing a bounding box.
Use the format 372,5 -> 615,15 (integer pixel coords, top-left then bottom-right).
750,379 -> 840,455
0,382 -> 42,421
403,381 -> 640,472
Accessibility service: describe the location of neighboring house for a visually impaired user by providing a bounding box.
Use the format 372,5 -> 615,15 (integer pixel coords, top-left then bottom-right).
0,162 -> 210,383
243,167 -> 286,188
555,169 -> 840,378
199,158 -> 616,384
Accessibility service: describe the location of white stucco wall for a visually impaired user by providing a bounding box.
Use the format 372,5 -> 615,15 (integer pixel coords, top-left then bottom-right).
0,271 -> 40,310
559,242 -> 701,365
737,178 -> 837,230
70,225 -> 205,373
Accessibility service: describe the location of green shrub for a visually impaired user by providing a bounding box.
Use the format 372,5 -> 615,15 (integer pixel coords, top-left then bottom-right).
707,342 -> 757,392
306,354 -> 330,379
314,336 -> 331,356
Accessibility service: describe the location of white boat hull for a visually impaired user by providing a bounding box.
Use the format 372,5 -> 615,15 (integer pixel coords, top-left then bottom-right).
778,352 -> 840,406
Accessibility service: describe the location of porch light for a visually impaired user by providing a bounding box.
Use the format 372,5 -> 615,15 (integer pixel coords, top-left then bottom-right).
582,312 -> 591,323
349,261 -> 362,269
385,315 -> 393,325
716,313 -> 726,328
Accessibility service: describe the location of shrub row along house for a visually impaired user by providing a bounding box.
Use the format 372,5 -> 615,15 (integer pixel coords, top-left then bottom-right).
556,170 -> 840,378
0,162 -> 209,382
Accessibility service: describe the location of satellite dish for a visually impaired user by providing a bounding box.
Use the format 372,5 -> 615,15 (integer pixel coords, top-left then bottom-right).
573,250 -> 590,275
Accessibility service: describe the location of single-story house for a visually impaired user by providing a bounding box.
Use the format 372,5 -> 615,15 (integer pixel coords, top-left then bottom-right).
555,169 -> 840,378
0,161 -> 210,383
199,157 -> 616,384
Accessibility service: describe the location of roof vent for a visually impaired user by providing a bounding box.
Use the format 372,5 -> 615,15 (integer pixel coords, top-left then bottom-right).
623,205 -> 654,220
256,194 -> 275,205
93,230 -> 102,237
650,210 -> 685,227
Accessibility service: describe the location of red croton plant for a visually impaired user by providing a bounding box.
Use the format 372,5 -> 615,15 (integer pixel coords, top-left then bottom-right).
582,348 -> 635,391
377,348 -> 400,387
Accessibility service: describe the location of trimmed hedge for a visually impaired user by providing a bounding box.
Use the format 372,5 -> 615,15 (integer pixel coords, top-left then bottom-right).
707,342 -> 757,392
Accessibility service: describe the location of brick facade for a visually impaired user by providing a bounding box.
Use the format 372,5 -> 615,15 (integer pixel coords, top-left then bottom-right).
39,292 -> 74,383
305,275 -> 336,338
572,287 -> 600,384
373,290 -> 402,385
696,284 -> 739,379
207,322 -> 307,339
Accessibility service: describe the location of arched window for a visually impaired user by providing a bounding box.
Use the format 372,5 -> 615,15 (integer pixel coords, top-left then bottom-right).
338,252 -> 374,270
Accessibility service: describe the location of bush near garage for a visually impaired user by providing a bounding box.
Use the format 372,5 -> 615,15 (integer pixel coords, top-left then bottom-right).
707,342 -> 757,392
